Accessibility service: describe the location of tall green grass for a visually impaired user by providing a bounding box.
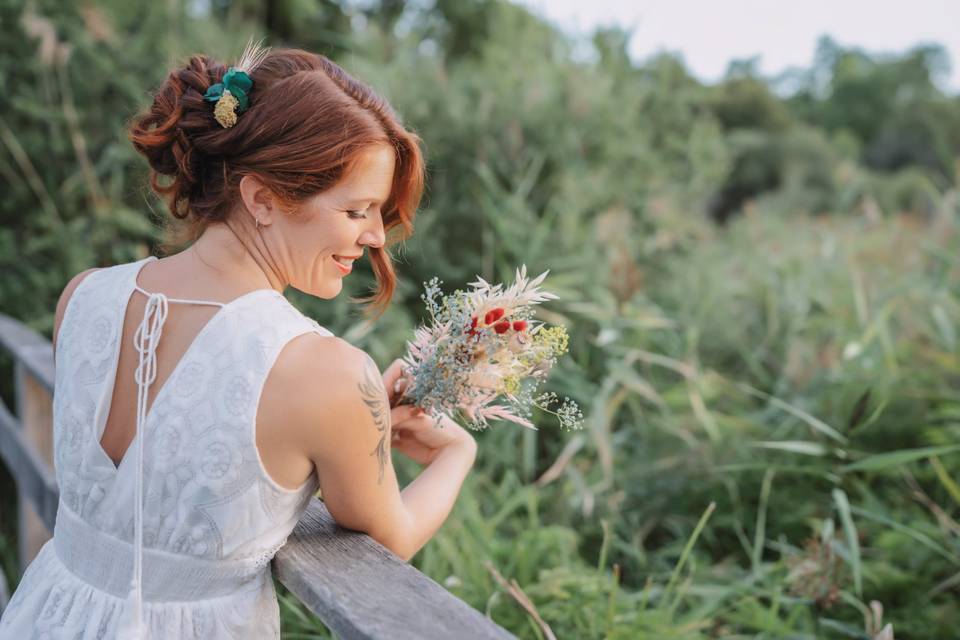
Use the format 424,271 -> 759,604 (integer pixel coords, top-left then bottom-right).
275,198 -> 960,639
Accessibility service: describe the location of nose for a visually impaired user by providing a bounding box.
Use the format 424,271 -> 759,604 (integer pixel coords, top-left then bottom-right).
361,211 -> 386,249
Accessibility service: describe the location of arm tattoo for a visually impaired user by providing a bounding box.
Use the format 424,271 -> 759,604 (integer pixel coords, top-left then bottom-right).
359,354 -> 390,484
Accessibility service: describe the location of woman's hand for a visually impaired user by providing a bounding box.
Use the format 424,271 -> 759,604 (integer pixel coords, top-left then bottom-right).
381,358 -> 414,409
390,411 -> 475,466
381,358 -> 476,466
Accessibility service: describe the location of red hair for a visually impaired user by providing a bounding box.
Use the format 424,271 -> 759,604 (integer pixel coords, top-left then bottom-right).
128,48 -> 425,318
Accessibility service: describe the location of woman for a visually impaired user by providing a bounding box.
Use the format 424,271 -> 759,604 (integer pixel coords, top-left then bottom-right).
0,42 -> 477,638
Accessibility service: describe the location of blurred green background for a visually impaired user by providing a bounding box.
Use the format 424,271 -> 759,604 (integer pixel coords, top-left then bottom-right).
2,1 -> 960,638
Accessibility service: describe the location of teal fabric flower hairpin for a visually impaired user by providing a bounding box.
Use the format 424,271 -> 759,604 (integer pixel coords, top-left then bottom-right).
203,68 -> 252,128
203,39 -> 271,128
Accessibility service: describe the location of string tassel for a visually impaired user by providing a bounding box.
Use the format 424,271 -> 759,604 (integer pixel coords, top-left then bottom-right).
116,578 -> 146,638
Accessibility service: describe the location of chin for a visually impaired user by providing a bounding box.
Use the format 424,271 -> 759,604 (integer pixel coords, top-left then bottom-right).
295,277 -> 343,300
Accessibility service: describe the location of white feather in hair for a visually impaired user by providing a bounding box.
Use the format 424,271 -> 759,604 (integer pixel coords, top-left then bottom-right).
234,37 -> 271,75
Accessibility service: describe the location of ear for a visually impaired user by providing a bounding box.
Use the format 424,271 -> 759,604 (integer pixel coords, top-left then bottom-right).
238,175 -> 277,226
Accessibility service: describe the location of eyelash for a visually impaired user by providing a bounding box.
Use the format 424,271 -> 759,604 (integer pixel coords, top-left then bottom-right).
347,210 -> 367,219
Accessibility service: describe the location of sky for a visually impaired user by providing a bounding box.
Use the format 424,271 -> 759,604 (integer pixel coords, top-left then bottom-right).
515,0 -> 960,93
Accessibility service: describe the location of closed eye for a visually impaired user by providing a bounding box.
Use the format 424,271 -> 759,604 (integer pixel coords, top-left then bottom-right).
347,210 -> 367,220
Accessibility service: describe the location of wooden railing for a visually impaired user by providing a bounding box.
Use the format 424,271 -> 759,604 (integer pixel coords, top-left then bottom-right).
0,312 -> 514,639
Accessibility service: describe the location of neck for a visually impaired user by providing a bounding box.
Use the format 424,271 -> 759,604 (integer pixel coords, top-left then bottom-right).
186,222 -> 284,294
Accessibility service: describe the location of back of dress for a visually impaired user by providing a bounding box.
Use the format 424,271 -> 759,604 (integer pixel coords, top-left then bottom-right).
0,256 -> 330,639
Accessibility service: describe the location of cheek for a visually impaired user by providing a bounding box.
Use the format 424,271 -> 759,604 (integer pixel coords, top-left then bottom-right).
280,208 -> 354,272
323,224 -> 358,255
289,223 -> 339,263
311,237 -> 348,277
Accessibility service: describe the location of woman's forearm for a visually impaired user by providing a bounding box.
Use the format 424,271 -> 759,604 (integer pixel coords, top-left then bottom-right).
396,431 -> 477,561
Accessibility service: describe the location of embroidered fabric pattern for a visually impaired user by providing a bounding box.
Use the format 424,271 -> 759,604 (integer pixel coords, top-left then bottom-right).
252,539 -> 289,571
0,256 -> 329,639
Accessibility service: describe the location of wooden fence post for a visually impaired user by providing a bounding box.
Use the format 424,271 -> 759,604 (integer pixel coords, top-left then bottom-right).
13,357 -> 54,573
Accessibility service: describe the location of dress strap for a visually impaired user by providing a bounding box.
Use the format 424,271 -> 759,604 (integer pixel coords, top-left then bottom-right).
117,287 -> 233,638
132,284 -> 227,308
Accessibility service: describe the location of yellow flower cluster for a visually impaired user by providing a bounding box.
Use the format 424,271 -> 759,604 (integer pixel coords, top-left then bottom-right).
501,375 -> 521,395
213,91 -> 240,128
535,325 -> 569,357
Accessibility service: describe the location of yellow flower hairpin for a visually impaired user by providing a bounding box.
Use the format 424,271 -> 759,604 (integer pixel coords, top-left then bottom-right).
203,38 -> 270,128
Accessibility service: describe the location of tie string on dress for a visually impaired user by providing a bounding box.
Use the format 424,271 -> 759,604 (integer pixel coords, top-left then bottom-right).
117,288 -> 226,638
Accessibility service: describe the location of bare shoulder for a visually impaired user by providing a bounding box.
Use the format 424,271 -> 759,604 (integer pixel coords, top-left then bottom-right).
53,267 -> 100,353
272,332 -> 387,461
277,332 -> 374,386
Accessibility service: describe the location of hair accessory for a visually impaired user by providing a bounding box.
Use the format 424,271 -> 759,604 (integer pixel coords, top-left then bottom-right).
203,38 -> 271,128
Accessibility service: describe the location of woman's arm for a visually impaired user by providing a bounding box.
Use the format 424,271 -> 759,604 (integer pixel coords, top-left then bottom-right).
391,417 -> 476,557
286,336 -> 476,561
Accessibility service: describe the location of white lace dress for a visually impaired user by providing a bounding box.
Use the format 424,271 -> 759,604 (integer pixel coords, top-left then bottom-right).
0,256 -> 331,639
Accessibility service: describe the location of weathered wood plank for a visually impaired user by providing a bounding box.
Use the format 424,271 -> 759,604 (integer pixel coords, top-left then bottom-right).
0,563 -> 8,615
16,364 -> 54,468
15,364 -> 55,569
0,315 -> 54,394
275,499 -> 515,640
0,398 -> 59,532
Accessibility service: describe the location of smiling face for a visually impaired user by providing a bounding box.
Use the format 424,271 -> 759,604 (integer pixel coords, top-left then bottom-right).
253,144 -> 395,299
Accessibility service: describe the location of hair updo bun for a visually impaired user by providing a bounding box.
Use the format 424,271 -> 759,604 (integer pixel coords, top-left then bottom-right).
129,55 -> 230,222
127,47 -> 426,318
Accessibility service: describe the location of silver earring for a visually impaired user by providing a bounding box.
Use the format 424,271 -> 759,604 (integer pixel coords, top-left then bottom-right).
255,218 -> 263,230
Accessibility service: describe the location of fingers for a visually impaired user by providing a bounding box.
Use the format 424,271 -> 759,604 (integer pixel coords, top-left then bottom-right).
389,403 -> 422,428
390,406 -> 434,434
381,359 -> 402,389
382,358 -> 411,405
382,358 -> 406,381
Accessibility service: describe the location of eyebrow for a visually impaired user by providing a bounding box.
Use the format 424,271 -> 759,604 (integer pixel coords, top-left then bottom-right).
346,197 -> 387,207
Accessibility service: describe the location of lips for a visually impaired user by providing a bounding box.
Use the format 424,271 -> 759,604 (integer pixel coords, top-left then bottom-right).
332,255 -> 354,274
